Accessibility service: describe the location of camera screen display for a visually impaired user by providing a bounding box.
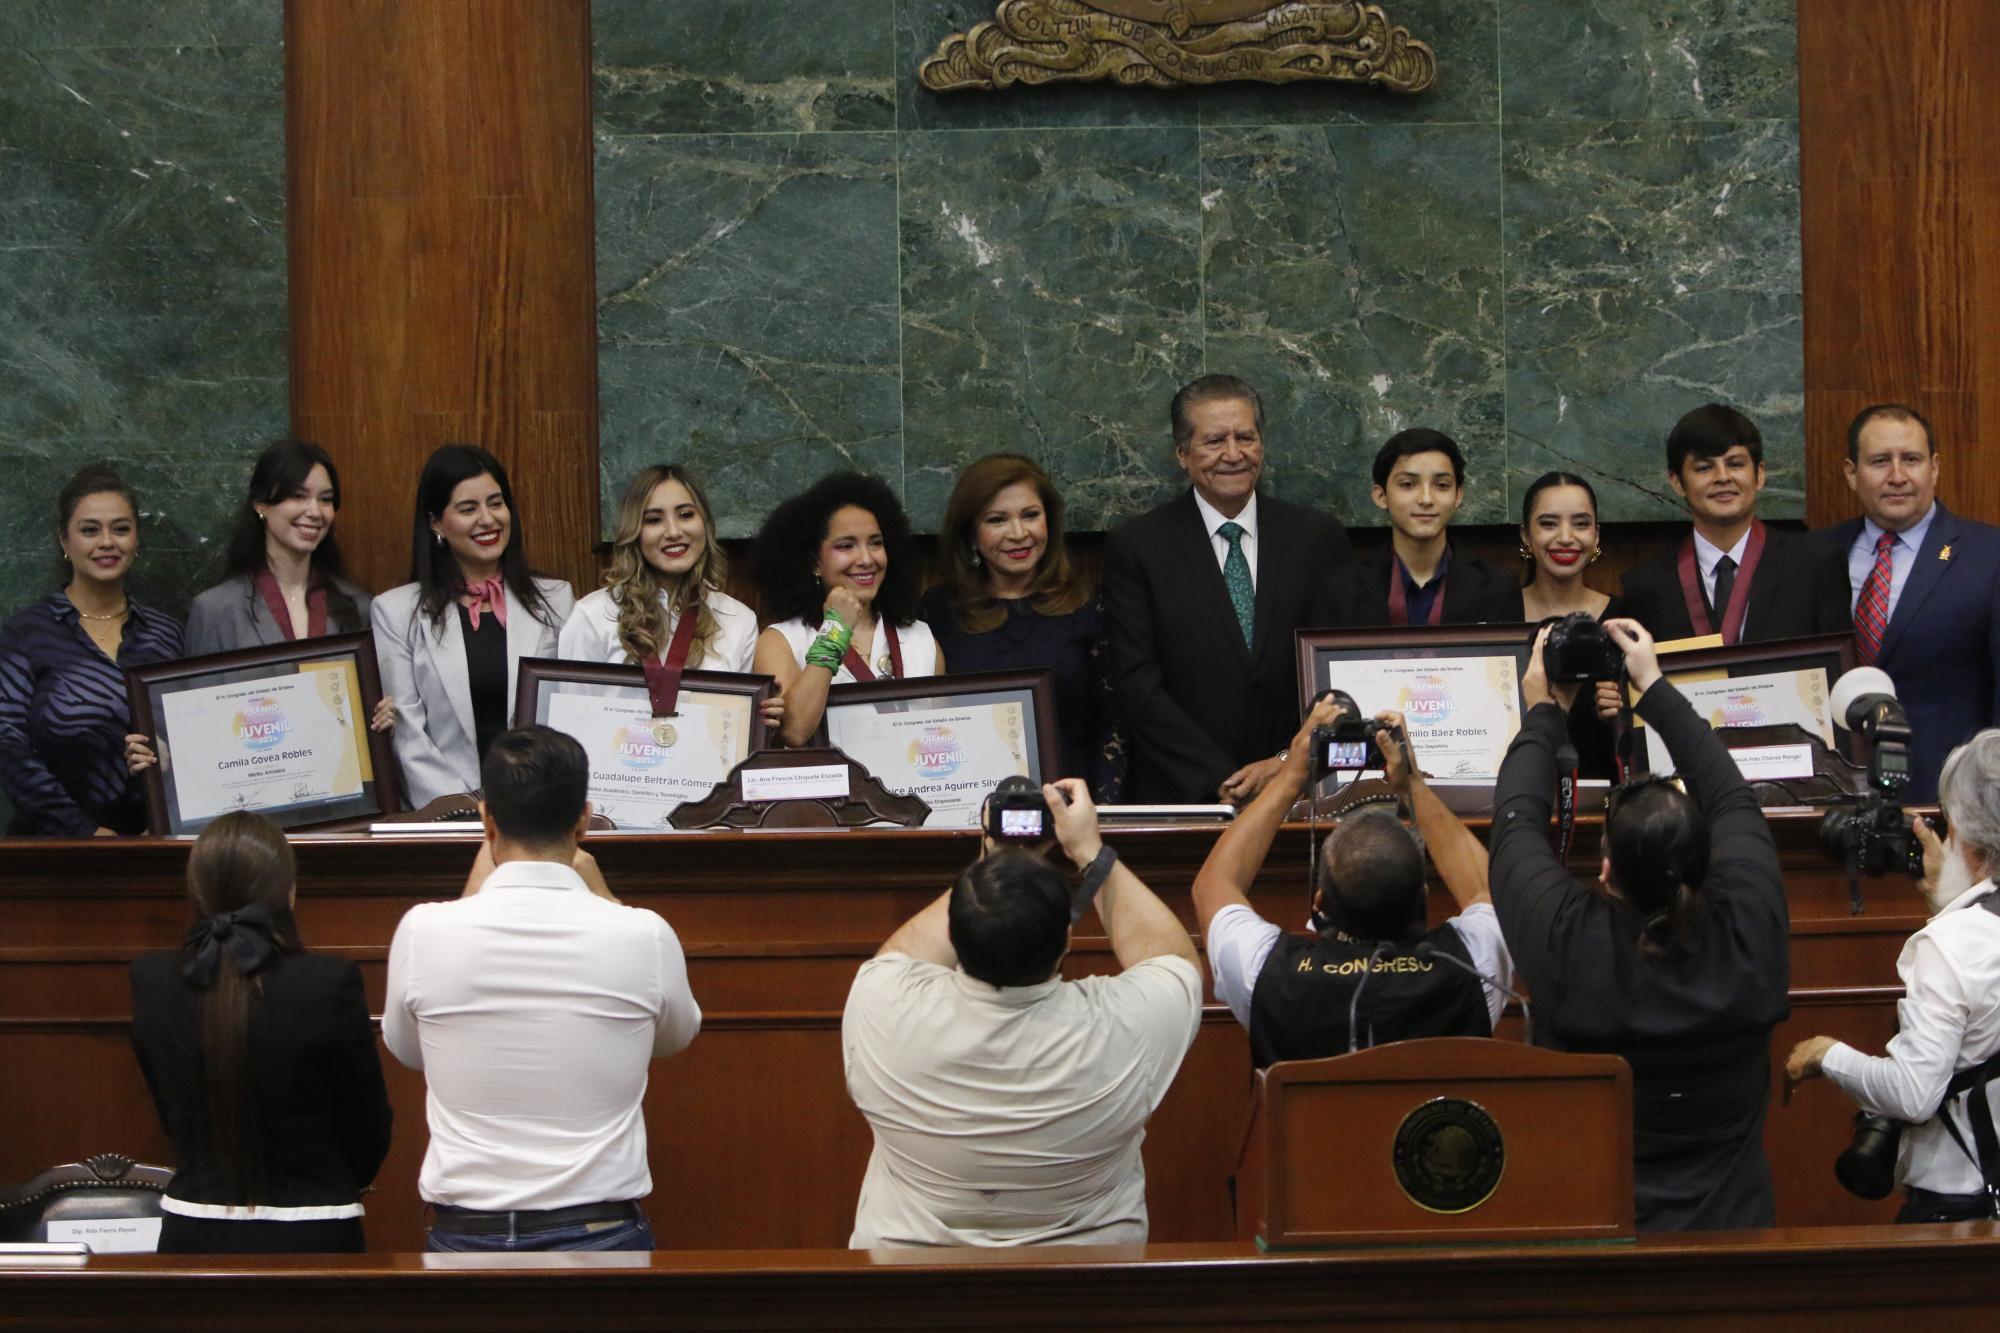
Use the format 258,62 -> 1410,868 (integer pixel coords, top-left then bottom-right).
1323,741 -> 1370,770
1000,809 -> 1045,837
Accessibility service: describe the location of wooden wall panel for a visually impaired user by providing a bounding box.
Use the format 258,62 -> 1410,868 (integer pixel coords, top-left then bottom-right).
286,0 -> 600,596
1799,0 -> 2000,528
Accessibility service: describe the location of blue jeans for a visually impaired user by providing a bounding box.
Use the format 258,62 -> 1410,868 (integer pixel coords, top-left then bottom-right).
426,1207 -> 654,1253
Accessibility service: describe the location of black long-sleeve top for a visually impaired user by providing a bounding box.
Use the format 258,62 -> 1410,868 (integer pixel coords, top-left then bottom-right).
1489,680 -> 1790,1231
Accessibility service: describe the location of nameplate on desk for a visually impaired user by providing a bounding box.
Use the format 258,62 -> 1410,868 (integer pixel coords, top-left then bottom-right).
1727,743 -> 1817,783
741,765 -> 850,802
46,1217 -> 160,1253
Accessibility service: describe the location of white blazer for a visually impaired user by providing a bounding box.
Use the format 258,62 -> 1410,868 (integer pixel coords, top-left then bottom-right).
556,586 -> 758,673
370,576 -> 576,805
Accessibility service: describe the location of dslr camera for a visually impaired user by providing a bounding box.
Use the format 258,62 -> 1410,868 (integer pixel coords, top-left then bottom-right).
983,775 -> 1054,843
1310,716 -> 1403,779
1539,612 -> 1625,684
1834,1111 -> 1905,1201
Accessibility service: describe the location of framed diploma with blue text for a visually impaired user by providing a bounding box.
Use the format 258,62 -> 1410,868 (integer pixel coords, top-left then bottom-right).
514,658 -> 773,831
126,632 -> 402,836
822,669 -> 1059,828
1295,626 -> 1532,783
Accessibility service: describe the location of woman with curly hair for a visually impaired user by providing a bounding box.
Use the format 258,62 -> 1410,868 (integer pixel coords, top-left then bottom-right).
922,454 -> 1122,798
753,472 -> 941,747
559,465 -> 757,672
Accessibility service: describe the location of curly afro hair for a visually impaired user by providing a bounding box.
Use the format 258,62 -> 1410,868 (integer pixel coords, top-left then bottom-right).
754,471 -> 920,628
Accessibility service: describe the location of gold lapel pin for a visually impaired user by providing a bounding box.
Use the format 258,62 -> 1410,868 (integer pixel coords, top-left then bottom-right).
1940,545 -> 1953,561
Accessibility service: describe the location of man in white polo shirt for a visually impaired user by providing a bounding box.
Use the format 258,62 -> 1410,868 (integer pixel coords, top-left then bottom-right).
842,778 -> 1203,1247
384,724 -> 701,1252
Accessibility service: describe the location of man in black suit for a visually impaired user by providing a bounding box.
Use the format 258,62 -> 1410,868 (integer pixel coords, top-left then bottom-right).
1821,404 -> 2000,800
1619,404 -> 1849,645
1329,429 -> 1523,627
1103,374 -> 1350,805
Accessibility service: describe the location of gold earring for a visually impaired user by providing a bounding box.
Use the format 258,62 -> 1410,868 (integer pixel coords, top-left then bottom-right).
1589,549 -> 1602,564
1518,544 -> 1532,561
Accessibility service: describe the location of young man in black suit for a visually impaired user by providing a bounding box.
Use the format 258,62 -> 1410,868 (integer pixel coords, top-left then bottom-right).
1328,429 -> 1523,627
1618,404 -> 1849,645
1102,374 -> 1350,806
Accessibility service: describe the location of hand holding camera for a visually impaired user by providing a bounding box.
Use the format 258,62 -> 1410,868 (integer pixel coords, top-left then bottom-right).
1369,709 -> 1419,792
1042,778 -> 1102,872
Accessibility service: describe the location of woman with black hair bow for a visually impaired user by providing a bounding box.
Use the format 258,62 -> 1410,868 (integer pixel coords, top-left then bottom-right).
129,812 -> 393,1253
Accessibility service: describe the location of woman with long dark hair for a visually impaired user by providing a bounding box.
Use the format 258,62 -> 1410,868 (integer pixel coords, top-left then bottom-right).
752,471 -> 940,746
130,811 -> 392,1253
922,454 -> 1121,797
370,444 -> 575,804
0,465 -> 183,835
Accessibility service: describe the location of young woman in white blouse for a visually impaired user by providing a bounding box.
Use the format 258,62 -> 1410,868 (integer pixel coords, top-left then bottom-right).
559,465 -> 757,672
752,472 -> 941,747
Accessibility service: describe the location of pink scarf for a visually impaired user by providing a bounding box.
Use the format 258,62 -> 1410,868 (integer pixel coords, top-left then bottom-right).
460,575 -> 508,631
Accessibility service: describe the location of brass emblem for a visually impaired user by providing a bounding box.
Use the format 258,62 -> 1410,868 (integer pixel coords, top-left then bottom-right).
1391,1097 -> 1504,1214
877,654 -> 896,678
651,721 -> 679,748
919,1 -> 1436,94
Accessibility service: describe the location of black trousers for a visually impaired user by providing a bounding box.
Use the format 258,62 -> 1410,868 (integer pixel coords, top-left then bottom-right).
157,1214 -> 366,1254
1895,1186 -> 1995,1224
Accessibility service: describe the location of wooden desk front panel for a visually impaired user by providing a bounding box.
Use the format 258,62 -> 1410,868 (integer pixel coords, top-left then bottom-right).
0,819 -> 1925,1248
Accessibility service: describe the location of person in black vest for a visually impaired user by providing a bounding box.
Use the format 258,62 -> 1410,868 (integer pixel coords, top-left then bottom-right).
1492,618 -> 1789,1231
1617,404 -> 1848,646
1327,429 -> 1523,628
1192,697 -> 1511,1068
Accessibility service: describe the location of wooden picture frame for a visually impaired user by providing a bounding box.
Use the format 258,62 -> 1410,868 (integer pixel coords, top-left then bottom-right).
1629,632 -> 1858,780
125,631 -> 401,835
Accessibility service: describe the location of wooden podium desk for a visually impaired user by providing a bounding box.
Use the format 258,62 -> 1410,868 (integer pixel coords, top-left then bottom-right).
0,813 -> 1927,1252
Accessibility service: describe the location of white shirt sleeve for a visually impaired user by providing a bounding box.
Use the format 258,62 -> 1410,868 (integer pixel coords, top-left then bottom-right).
1447,903 -> 1514,1029
382,909 -> 423,1071
1822,932 -> 1968,1123
1205,903 -> 1283,1029
650,912 -> 702,1057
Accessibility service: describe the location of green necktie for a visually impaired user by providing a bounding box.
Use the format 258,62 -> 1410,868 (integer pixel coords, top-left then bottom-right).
1217,520 -> 1254,647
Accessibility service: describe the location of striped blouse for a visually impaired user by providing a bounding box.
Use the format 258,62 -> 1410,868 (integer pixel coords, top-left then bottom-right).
0,594 -> 184,836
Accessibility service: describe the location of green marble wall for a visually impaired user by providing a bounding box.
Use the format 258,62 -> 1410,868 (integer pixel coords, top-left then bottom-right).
597,0 -> 1802,536
0,2 -> 288,617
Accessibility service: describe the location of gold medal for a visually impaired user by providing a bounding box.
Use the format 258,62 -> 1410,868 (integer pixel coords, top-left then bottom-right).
877,654 -> 895,678
651,721 -> 679,748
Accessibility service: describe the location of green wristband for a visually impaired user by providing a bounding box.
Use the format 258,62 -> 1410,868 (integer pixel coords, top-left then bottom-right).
803,605 -> 853,671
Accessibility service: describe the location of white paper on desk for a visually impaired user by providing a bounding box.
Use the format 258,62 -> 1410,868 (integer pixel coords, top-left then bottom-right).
47,1218 -> 160,1253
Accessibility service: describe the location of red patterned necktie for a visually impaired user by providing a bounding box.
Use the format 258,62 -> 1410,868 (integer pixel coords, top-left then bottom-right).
1854,530 -> 1896,664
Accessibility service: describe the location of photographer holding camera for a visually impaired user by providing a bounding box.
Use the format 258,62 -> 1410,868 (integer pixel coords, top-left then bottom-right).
1191,697 -> 1513,1067
841,777 -> 1201,1248
1787,730 -> 2000,1222
1492,618 -> 1790,1231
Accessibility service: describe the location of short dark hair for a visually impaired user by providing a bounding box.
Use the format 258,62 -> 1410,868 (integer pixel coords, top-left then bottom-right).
1846,403 -> 1934,462
1371,428 -> 1466,490
480,725 -> 589,847
1604,777 -> 1710,959
752,471 -> 920,629
56,465 -> 139,581
948,849 -> 1071,987
1317,808 -> 1427,941
1170,374 -> 1265,450
1666,404 -> 1763,475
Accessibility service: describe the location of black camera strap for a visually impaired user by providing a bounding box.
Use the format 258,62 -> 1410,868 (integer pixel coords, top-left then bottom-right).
1554,741 -> 1580,864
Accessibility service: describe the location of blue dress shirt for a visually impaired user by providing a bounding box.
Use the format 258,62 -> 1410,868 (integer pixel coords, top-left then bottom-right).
1848,502 -> 1939,619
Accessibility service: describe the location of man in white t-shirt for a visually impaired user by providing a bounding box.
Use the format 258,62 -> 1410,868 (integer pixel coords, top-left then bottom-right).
384,724 -> 701,1252
842,779 -> 1203,1247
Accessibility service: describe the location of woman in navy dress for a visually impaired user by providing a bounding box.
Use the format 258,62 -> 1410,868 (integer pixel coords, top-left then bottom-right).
0,466 -> 184,835
921,454 -> 1122,799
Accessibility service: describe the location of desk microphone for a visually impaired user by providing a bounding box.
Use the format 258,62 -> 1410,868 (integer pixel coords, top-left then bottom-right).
1346,941 -> 1394,1055
1412,941 -> 1534,1048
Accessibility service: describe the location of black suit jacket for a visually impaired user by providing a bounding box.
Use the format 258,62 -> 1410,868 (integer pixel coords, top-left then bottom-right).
1618,526 -> 1850,644
1103,490 -> 1350,802
130,950 -> 393,1208
1818,503 -> 2000,800
1323,548 -> 1525,627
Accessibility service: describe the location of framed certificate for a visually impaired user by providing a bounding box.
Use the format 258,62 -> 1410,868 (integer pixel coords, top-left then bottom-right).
822,669 -> 1059,828
1295,627 -> 1531,783
1633,633 -> 1856,780
514,658 -> 773,831
126,632 -> 401,835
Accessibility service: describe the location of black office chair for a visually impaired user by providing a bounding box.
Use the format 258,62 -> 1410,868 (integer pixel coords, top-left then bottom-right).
0,1154 -> 172,1243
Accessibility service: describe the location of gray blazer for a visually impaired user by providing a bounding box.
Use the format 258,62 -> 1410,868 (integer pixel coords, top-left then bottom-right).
369,576 -> 575,805
183,572 -> 375,658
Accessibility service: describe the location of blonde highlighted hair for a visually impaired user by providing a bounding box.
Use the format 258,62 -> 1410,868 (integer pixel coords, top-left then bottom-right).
602,465 -> 728,666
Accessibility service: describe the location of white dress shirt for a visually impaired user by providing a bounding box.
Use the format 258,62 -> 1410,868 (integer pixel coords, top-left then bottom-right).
1204,901 -> 1514,1030
1822,878 -> 2000,1195
1692,527 -> 1751,616
557,586 -> 758,673
383,858 -> 701,1211
842,952 -> 1202,1248
1192,489 -> 1259,589
1847,501 -> 1938,619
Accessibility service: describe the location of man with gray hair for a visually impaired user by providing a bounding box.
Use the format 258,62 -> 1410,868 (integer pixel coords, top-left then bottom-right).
1192,697 -> 1511,1067
1788,728 -> 2000,1221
